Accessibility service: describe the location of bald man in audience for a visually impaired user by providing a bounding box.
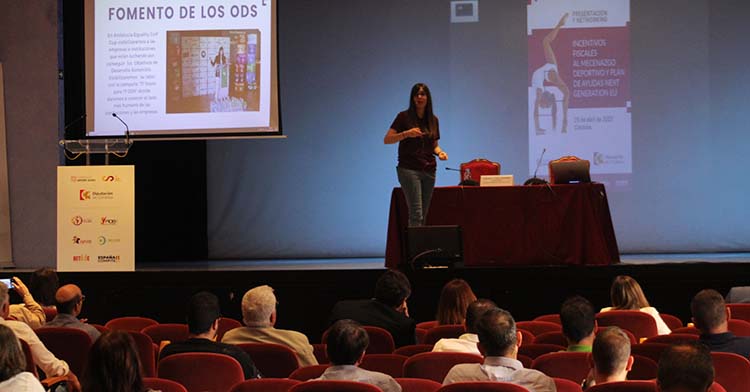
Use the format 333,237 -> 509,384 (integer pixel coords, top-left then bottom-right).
221,285 -> 318,366
691,289 -> 750,357
433,299 -> 498,355
46,284 -> 100,342
443,308 -> 556,392
0,282 -> 71,377
583,327 -> 634,388
657,342 -> 714,392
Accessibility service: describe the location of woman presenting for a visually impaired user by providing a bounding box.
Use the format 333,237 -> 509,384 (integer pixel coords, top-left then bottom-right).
384,83 -> 448,227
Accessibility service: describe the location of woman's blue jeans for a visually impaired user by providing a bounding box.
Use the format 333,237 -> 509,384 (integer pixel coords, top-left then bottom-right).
397,166 -> 436,227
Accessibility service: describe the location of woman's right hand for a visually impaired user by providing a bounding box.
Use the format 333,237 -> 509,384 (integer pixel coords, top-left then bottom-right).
403,128 -> 423,139
12,277 -> 30,298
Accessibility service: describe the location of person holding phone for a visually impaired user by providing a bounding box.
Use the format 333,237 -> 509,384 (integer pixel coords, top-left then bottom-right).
384,83 -> 448,227
8,277 -> 46,329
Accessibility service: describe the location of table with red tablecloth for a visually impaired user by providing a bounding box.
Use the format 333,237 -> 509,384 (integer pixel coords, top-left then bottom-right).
385,183 -> 620,268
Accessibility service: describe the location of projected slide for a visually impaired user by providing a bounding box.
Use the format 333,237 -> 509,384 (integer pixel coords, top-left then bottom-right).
528,0 -> 631,188
86,0 -> 277,137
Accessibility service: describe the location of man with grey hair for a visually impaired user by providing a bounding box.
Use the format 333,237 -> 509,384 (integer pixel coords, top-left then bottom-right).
0,281 -> 71,377
221,285 -> 318,366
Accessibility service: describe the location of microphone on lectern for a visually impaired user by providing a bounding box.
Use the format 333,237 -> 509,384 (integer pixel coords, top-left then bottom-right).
524,148 -> 549,185
112,112 -> 130,143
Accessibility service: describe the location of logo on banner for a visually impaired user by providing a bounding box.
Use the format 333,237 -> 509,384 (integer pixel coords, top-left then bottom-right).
593,152 -> 625,166
71,216 -> 93,226
72,254 -> 90,262
100,217 -> 118,225
79,189 -> 114,200
594,152 -> 605,166
97,255 -> 121,263
72,236 -> 92,245
101,175 -> 121,182
70,176 -> 95,183
97,236 -> 121,245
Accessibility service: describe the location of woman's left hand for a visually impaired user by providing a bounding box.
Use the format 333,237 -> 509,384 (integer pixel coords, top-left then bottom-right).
438,151 -> 448,161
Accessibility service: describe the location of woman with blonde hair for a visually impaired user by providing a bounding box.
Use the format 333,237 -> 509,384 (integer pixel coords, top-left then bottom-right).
436,279 -> 477,325
601,275 -> 671,335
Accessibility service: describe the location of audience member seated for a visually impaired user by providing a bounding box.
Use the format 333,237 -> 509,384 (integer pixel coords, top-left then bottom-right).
329,269 -> 417,348
600,275 -> 671,335
161,291 -> 260,379
657,342 -> 714,392
436,279 -> 477,326
0,282 -> 70,377
82,330 -> 154,392
46,284 -> 101,342
583,327 -> 634,389
560,296 -> 597,352
222,285 -> 318,366
0,324 -> 45,392
433,299 -> 497,355
725,287 -> 750,303
315,319 -> 402,392
7,276 -> 46,329
27,268 -> 60,318
691,289 -> 750,357
442,308 -> 556,392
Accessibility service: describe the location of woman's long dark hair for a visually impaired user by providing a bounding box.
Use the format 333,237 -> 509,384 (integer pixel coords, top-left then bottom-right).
436,279 -> 477,325
82,330 -> 145,392
0,325 -> 25,382
407,83 -> 437,137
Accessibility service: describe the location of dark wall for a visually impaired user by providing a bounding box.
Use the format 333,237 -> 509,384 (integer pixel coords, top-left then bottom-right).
0,0 -> 60,268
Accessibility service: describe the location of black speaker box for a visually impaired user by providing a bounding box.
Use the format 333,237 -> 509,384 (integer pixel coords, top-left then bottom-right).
404,225 -> 463,268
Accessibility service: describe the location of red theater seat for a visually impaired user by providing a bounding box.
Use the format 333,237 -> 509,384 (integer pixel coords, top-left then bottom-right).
229,378 -> 302,392
105,316 -> 158,332
403,352 -> 483,383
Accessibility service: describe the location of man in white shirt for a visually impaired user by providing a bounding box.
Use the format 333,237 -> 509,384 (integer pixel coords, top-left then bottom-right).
443,308 -> 556,392
0,281 -> 70,377
433,299 -> 497,355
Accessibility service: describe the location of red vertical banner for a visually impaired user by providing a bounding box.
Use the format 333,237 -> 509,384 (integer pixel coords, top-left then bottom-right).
528,0 -> 631,189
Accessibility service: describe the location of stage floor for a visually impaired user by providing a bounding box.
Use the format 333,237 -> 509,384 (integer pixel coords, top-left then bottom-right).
135,252 -> 750,271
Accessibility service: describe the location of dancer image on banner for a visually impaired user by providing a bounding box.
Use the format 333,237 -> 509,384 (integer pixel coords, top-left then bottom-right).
211,46 -> 229,102
532,13 -> 570,134
384,83 -> 448,227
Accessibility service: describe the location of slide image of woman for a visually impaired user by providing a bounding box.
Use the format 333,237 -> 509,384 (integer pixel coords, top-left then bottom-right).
211,46 -> 228,102
532,13 -> 570,134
